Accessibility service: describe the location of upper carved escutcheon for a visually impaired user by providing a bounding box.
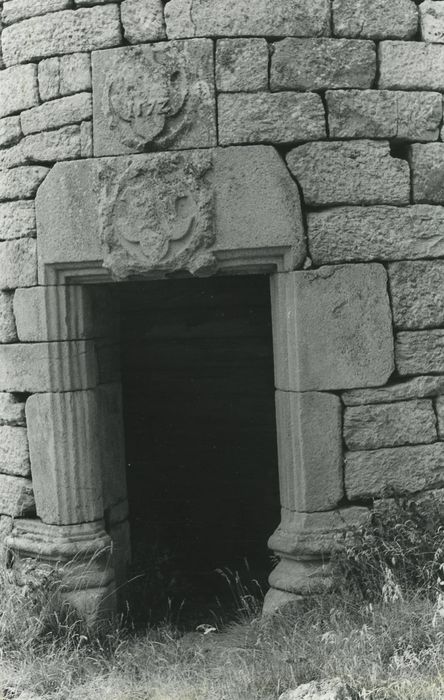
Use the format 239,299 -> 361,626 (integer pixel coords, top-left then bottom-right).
93,41 -> 217,156
103,46 -> 189,150
98,151 -> 216,279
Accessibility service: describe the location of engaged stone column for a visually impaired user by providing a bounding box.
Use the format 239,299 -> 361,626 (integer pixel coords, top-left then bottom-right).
264,265 -> 394,613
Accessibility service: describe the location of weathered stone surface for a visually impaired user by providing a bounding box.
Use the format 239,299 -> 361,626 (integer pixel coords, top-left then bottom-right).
35,147 -> 306,281
327,90 -> 442,141
0,475 -> 34,516
218,92 -> 326,146
0,240 -> 36,289
0,341 -> 97,392
272,264 -> 394,392
13,286 -> 97,342
0,116 -> 22,148
346,443 -> 444,499
271,38 -> 376,91
333,0 -> 417,39
2,0 -> 70,25
0,394 -> 25,427
411,143 -> 444,204
0,201 -> 35,241
396,331 -> 444,375
0,166 -> 48,202
276,391 -> 343,512
262,589 -> 303,616
38,53 -> 92,102
0,426 -> 29,476
379,41 -> 444,90
269,508 -> 369,559
0,292 -> 16,342
80,121 -> 93,157
21,93 -> 92,135
216,38 -> 269,92
343,376 -> 444,406
97,383 -> 127,512
20,125 -> 83,164
92,41 -> 216,155
0,64 -> 38,118
121,0 -> 165,42
269,558 -> 333,596
2,6 -> 122,66
26,391 -> 103,525
344,400 -> 437,450
420,1 -> 444,43
437,397 -> 444,440
0,516 -> 13,566
287,141 -> 409,207
308,206 -> 444,265
389,261 -> 444,330
280,678 -> 354,700
0,394 -> 25,426
165,0 -> 330,38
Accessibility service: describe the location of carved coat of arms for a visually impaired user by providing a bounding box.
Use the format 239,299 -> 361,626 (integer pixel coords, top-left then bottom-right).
98,151 -> 216,279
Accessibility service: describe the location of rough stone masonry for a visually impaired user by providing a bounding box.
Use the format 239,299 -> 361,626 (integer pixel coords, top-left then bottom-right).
0,0 -> 443,619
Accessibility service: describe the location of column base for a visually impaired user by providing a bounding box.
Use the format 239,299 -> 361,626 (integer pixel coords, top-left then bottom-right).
6,519 -> 116,625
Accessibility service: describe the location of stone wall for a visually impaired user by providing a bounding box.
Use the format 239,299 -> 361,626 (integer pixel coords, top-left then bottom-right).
0,0 -> 444,614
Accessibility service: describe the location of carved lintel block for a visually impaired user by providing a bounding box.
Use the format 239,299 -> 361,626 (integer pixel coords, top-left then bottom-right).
36,146 -> 306,283
26,390 -> 103,525
275,390 -> 343,512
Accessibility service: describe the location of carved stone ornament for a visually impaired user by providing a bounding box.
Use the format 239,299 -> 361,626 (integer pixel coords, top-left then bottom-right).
92,41 -> 217,155
98,151 -> 216,279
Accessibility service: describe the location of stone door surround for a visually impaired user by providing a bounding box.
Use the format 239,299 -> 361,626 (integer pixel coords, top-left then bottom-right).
6,144 -> 393,618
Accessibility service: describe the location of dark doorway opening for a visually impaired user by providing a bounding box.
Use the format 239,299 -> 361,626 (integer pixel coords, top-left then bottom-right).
118,275 -> 279,626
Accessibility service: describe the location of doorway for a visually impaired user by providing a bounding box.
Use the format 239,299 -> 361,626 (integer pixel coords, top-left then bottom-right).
118,275 -> 279,624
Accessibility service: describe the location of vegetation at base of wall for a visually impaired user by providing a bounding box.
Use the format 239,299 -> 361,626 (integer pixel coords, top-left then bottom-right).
1,497 -> 444,699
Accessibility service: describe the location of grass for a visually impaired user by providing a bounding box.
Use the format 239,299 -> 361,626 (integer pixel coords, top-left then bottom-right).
2,496 -> 444,699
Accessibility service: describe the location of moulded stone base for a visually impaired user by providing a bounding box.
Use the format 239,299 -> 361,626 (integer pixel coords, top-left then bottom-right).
269,558 -> 332,596
262,588 -> 304,616
6,519 -> 116,623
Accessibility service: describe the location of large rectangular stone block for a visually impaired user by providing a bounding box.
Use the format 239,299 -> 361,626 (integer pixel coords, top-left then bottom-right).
0,474 -> 34,517
121,0 -> 165,42
165,0 -> 331,38
2,6 -> 122,66
0,292 -> 16,343
0,341 -> 97,392
287,141 -> 410,207
342,376 -> 444,406
389,261 -> 444,330
271,38 -> 376,91
218,92 -> 326,146
379,41 -> 444,90
308,206 -> 444,264
216,39 -> 269,92
0,167 -> 48,202
0,239 -> 36,290
411,143 -> 444,204
327,90 -> 442,141
345,443 -> 444,500
92,41 -> 216,156
271,264 -> 394,392
21,93 -> 92,135
26,391 -> 103,524
333,0 -> 418,39
276,391 -> 343,512
0,201 -> 36,241
0,426 -> 30,476
0,116 -> 22,149
420,1 -> 444,43
344,400 -> 437,451
0,393 -> 25,426
0,64 -> 39,118
396,330 -> 444,375
2,0 -> 70,25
